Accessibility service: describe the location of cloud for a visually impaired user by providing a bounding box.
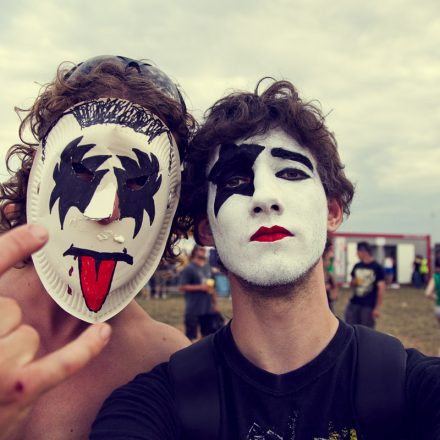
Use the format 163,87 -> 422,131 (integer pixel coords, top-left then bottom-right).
0,0 -> 439,241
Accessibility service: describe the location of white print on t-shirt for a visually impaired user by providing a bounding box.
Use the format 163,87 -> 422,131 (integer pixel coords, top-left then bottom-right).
246,412 -> 297,439
245,414 -> 358,439
247,423 -> 283,439
353,268 -> 376,297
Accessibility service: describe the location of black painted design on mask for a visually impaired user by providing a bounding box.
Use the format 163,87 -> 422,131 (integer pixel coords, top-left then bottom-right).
114,148 -> 162,238
49,136 -> 111,228
63,245 -> 133,264
71,99 -> 168,140
42,98 -> 169,150
208,143 -> 264,216
271,148 -> 314,171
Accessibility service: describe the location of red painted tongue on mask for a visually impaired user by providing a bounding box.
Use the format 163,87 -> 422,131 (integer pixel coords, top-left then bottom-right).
79,256 -> 117,312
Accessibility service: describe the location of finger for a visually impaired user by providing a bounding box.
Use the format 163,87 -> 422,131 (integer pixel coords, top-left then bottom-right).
0,324 -> 40,369
13,323 -> 111,403
0,297 -> 22,336
0,224 -> 48,275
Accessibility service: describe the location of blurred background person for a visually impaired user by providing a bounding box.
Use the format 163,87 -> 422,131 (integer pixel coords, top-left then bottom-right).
323,245 -> 338,312
345,241 -> 385,328
425,259 -> 440,325
384,254 -> 395,287
420,256 -> 429,288
412,255 -> 423,288
179,245 -> 219,341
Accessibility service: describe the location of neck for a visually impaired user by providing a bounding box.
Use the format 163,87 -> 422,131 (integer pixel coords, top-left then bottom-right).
229,261 -> 338,374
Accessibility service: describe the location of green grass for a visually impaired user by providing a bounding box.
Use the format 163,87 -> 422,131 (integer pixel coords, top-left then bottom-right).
137,285 -> 440,356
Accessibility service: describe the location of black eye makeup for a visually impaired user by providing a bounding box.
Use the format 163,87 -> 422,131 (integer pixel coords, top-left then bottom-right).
208,143 -> 264,216
218,173 -> 252,191
275,168 -> 311,181
271,147 -> 314,172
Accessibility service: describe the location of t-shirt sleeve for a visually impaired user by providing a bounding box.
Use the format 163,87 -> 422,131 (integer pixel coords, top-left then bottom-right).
405,349 -> 440,439
375,263 -> 385,281
90,363 -> 179,440
350,264 -> 357,278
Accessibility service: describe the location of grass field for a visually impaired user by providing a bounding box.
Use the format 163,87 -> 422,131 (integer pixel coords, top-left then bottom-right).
137,285 -> 440,357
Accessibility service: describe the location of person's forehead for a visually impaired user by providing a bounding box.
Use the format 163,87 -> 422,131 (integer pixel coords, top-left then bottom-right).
206,128 -> 316,174
78,125 -> 148,156
239,128 -> 310,158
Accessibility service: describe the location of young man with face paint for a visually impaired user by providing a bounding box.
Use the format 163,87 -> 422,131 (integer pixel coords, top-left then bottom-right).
0,56 -> 192,439
91,80 -> 440,439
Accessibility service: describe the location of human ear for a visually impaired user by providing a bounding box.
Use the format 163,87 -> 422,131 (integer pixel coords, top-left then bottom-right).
196,217 -> 215,246
327,198 -> 343,232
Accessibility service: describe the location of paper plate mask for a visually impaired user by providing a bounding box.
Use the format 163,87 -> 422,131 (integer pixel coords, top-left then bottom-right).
27,98 -> 180,322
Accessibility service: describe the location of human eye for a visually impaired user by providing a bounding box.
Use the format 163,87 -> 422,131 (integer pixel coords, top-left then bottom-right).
126,175 -> 148,190
220,175 -> 251,190
72,162 -> 95,182
275,168 -> 310,181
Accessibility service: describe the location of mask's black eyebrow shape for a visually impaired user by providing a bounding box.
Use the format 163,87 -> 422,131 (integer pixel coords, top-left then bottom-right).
49,136 -> 111,228
114,148 -> 162,238
208,143 -> 264,217
271,147 -> 314,172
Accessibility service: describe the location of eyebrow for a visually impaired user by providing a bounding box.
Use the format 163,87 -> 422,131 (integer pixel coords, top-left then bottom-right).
271,147 -> 314,171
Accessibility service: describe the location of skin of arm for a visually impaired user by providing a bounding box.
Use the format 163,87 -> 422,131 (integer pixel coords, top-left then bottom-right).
425,278 -> 435,300
372,280 -> 386,319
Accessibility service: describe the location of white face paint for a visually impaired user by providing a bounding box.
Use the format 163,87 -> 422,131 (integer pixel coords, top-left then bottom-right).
27,98 -> 180,322
207,128 -> 328,286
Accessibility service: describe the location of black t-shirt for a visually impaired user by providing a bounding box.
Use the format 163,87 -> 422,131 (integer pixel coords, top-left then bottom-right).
179,262 -> 212,316
90,321 -> 440,440
350,261 -> 385,307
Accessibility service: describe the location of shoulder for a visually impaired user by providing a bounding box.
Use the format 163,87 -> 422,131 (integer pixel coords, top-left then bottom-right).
373,261 -> 384,270
181,262 -> 195,273
91,363 -> 179,440
110,302 -> 190,368
406,348 -> 440,378
405,347 -> 440,399
405,349 -> 440,437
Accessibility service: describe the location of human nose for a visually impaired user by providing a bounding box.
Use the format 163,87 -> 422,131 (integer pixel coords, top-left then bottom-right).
250,168 -> 283,216
83,180 -> 120,224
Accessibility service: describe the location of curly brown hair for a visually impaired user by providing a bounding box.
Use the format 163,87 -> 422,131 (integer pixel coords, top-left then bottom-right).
182,78 -> 354,230
0,56 -> 195,262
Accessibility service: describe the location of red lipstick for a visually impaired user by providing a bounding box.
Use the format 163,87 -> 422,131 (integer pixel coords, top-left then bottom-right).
250,226 -> 293,242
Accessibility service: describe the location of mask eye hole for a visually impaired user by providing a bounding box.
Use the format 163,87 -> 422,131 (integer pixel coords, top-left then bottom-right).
126,175 -> 148,190
72,162 -> 94,182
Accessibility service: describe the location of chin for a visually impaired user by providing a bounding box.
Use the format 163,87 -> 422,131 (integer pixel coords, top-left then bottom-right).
228,261 -> 312,287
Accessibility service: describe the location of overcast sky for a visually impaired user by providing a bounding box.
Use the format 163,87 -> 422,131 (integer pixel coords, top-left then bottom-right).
1,0 -> 439,242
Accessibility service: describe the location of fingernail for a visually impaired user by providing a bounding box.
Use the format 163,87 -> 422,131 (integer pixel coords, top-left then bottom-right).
29,224 -> 48,241
99,324 -> 112,342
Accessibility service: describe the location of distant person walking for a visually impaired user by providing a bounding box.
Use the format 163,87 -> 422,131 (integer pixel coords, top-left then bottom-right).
345,241 -> 385,328
420,257 -> 429,287
425,261 -> 440,325
384,255 -> 395,286
412,255 -> 423,288
179,245 -> 218,341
